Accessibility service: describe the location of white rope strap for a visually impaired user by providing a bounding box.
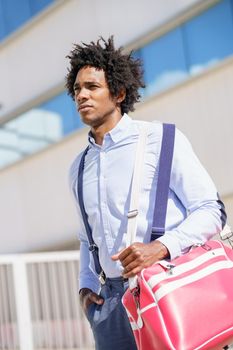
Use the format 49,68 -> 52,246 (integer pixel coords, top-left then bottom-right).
125,124 -> 149,289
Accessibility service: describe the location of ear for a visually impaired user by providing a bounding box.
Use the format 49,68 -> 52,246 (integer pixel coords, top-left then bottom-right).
117,88 -> 126,104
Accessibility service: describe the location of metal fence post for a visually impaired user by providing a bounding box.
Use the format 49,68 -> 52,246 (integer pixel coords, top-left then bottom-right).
12,258 -> 33,350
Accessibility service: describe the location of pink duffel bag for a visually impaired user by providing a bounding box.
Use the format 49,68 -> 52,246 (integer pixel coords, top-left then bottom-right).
122,240 -> 233,350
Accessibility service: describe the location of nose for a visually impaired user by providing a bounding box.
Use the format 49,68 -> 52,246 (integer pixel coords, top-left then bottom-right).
75,87 -> 89,103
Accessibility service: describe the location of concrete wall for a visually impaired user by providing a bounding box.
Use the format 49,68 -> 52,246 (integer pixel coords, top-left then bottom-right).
0,127 -> 85,253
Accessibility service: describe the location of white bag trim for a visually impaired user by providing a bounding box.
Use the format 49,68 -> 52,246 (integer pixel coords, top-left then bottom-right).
150,260 -> 233,302
148,245 -> 227,287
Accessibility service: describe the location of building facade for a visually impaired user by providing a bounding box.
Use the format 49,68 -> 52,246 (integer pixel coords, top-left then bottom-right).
0,0 -> 232,254
1,1 -> 233,349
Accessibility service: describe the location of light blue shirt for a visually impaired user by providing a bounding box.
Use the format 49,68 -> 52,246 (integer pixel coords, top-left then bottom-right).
69,114 -> 224,293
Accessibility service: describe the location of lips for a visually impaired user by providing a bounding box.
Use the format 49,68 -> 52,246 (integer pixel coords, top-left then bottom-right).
78,104 -> 93,112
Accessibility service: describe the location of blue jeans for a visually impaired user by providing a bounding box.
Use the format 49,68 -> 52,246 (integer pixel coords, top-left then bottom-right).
86,277 -> 137,350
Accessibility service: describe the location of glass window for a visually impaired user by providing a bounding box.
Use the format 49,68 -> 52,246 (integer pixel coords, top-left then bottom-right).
40,92 -> 83,136
183,0 -> 233,75
132,48 -> 142,62
29,0 -> 54,15
132,49 -> 145,98
0,1 -> 5,40
0,92 -> 83,169
141,27 -> 188,96
0,0 -> 54,41
1,0 -> 31,37
0,126 -> 22,167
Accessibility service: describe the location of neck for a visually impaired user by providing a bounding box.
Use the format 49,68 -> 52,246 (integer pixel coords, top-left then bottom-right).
91,112 -> 123,145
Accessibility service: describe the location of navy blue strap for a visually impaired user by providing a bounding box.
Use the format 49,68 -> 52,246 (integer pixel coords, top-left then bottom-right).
77,146 -> 103,275
151,123 -> 175,241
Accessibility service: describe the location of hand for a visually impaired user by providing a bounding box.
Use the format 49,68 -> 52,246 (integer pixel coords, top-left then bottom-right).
79,288 -> 104,314
111,241 -> 169,278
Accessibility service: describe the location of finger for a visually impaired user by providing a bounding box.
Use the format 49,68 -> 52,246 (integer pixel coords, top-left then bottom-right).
121,249 -> 144,268
89,292 -> 104,305
122,257 -> 143,275
111,247 -> 129,261
83,292 -> 104,313
111,253 -> 121,261
118,243 -> 145,262
122,265 -> 143,278
113,245 -> 139,262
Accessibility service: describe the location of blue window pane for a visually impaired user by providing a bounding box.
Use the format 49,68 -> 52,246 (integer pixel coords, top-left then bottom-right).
183,0 -> 233,75
1,0 -> 31,36
0,0 -> 54,41
70,101 -> 84,131
29,0 -> 54,15
0,92 -> 84,169
132,49 -> 142,61
40,92 -> 83,136
132,49 -> 145,98
141,27 -> 188,96
0,1 -> 5,40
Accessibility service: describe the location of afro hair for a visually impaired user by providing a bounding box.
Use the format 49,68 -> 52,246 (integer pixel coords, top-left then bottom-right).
65,36 -> 145,114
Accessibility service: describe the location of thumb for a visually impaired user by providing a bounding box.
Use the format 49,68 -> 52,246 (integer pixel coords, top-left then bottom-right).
90,292 -> 104,305
111,248 -> 125,261
111,253 -> 119,261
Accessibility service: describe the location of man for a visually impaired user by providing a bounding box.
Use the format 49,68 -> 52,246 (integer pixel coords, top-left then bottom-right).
66,37 -> 226,350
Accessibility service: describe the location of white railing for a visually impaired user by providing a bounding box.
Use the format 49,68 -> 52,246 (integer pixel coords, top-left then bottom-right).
0,251 -> 94,350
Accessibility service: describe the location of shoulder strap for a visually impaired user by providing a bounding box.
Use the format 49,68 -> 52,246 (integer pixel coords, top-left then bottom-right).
126,125 -> 150,247
77,146 -> 103,276
151,123 -> 175,241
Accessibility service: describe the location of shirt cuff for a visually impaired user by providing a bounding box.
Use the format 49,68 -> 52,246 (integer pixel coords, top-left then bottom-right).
78,276 -> 101,294
157,231 -> 181,260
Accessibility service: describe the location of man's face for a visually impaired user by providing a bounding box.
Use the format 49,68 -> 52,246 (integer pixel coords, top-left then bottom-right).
73,66 -> 120,128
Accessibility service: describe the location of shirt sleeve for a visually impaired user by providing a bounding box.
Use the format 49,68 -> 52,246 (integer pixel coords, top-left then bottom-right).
157,128 -> 226,260
69,158 -> 101,294
79,239 -> 101,294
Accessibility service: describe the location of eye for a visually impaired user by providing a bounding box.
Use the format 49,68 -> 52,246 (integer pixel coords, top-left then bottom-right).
74,86 -> 80,95
89,84 -> 98,90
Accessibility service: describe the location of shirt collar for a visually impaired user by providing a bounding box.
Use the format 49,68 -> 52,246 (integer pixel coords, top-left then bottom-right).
88,113 -> 132,146
108,113 -> 132,143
